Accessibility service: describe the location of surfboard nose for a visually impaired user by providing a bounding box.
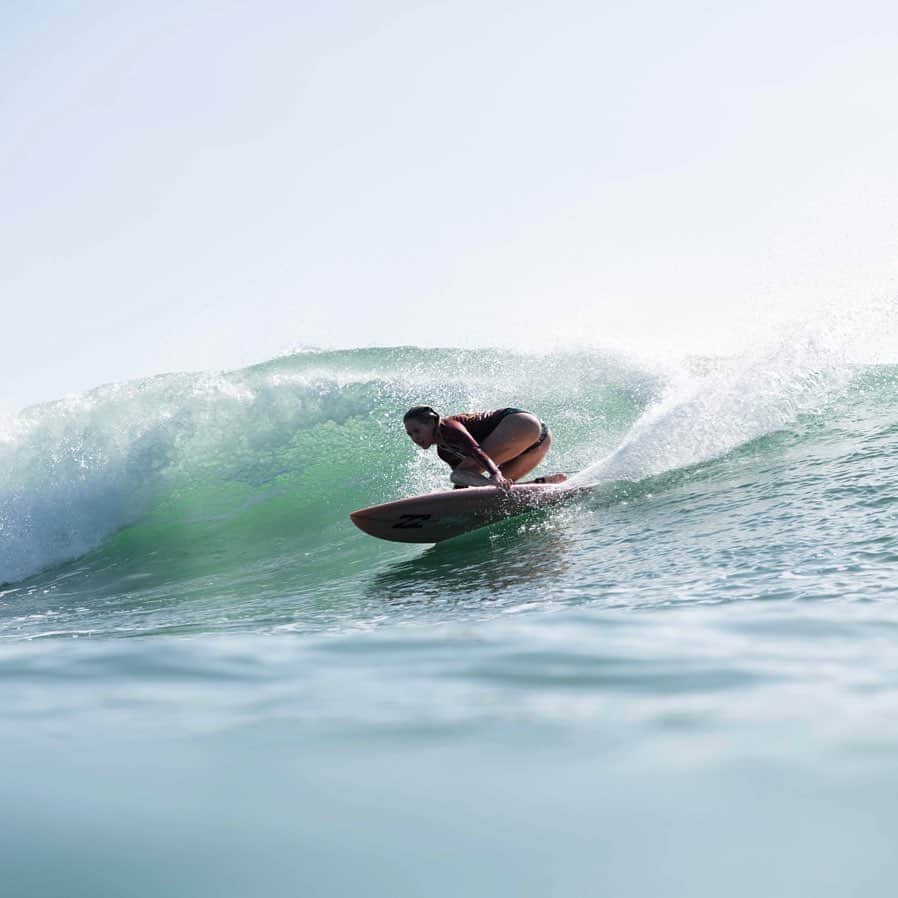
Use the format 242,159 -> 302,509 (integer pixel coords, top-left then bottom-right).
349,506 -> 440,543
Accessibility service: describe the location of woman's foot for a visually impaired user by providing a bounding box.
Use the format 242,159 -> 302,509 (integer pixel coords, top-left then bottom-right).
532,473 -> 568,484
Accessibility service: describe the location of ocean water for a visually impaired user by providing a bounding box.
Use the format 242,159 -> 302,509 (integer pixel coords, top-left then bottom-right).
3,336 -> 898,897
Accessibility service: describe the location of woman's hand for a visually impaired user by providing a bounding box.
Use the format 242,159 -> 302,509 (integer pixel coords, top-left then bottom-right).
488,472 -> 512,492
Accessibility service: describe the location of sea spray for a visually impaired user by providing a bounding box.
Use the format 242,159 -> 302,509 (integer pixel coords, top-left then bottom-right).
572,324 -> 856,487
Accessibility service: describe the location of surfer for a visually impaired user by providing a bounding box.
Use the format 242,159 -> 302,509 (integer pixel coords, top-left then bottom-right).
403,406 -> 567,491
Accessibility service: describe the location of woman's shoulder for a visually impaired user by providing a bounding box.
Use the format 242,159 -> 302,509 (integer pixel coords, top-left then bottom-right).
439,417 -> 476,446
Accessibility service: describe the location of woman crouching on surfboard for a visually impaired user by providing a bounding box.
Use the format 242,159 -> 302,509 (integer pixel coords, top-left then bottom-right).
403,406 -> 567,491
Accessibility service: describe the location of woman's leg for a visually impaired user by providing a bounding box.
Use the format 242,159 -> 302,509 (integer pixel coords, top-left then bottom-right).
478,412 -> 552,482
499,433 -> 552,481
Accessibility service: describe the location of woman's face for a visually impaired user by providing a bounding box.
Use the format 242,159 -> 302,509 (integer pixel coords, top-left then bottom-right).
405,417 -> 437,449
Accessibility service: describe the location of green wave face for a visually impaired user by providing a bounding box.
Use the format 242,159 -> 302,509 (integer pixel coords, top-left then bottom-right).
0,347 -> 656,592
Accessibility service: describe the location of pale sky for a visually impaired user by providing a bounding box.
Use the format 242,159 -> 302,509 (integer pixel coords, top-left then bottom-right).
3,0 -> 898,415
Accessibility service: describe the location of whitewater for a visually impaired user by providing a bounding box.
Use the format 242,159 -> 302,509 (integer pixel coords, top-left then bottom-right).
3,319 -> 898,897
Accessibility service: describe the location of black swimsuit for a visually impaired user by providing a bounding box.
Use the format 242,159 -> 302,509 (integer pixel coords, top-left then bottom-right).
437,408 -> 549,468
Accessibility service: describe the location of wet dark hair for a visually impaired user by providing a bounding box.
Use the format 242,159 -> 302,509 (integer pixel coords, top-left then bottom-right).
403,405 -> 440,424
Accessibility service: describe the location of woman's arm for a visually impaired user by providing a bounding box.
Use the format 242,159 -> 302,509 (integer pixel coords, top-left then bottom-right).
440,420 -> 511,490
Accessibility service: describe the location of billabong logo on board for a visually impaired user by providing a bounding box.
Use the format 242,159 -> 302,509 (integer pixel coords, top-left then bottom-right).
392,514 -> 432,529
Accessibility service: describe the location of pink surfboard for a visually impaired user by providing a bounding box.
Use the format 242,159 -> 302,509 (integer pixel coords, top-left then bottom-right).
349,481 -> 585,543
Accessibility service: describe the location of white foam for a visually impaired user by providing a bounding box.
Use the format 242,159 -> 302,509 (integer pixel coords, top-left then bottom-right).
571,323 -> 854,487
